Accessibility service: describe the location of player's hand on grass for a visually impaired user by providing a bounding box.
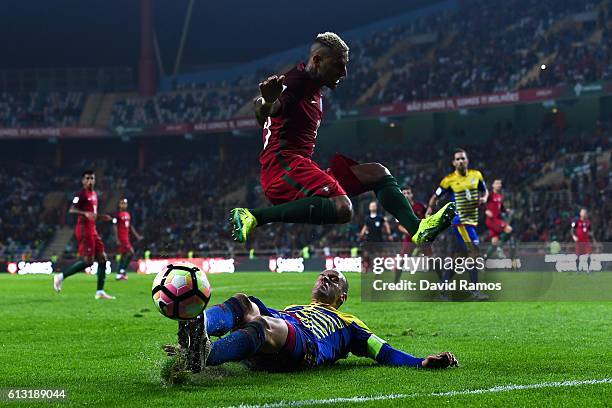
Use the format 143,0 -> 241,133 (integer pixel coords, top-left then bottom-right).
163,344 -> 182,357
421,351 -> 459,369
259,75 -> 285,104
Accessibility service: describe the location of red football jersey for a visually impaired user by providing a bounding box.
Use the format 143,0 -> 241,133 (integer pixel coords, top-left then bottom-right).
411,201 -> 427,219
486,192 -> 505,219
572,219 -> 591,243
260,63 -> 323,169
114,211 -> 131,241
72,189 -> 98,232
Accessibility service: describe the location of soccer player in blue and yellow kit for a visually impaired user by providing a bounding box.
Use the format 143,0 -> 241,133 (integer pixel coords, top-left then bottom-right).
427,148 -> 489,300
167,270 -> 458,372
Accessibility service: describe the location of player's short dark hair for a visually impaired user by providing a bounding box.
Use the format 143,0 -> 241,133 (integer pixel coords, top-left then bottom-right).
82,169 -> 95,177
402,185 -> 413,191
453,148 -> 467,158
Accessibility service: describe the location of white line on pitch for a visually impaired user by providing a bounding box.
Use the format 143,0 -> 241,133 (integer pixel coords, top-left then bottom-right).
231,378 -> 612,408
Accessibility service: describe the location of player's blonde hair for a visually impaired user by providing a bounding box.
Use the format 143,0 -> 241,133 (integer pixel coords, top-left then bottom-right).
314,32 -> 349,55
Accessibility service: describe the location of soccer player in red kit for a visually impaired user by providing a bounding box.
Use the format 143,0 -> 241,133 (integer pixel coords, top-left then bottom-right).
571,208 -> 594,255
113,198 -> 143,281
398,186 -> 428,254
230,32 -> 455,244
484,179 -> 513,258
53,170 -> 115,300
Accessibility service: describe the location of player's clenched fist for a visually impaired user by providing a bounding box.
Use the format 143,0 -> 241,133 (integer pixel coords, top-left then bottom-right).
421,351 -> 459,369
259,75 -> 285,104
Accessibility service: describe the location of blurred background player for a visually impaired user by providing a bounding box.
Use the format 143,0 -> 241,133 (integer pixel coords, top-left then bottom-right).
396,186 -> 431,282
484,179 -> 514,259
230,32 -> 456,248
358,201 -> 391,242
53,170 -> 115,300
427,148 -> 489,300
571,208 -> 595,257
113,198 -> 143,281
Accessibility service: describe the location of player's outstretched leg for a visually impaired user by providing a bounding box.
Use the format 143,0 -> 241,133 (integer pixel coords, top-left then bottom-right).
230,195 -> 346,242
350,164 -> 456,244
204,315 -> 287,367
53,258 -> 91,293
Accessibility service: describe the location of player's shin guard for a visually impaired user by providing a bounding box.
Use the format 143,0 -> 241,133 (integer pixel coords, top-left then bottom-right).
374,175 -> 420,235
205,297 -> 247,337
206,320 -> 266,366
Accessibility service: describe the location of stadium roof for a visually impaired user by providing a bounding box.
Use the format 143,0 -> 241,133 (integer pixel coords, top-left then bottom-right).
2,0 -> 438,70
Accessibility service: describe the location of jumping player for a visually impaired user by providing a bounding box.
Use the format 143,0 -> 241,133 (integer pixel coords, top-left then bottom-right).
165,269 -> 458,373
229,32 -> 456,246
53,170 -> 115,300
427,148 -> 489,300
113,198 -> 143,280
484,179 -> 513,259
571,208 -> 594,256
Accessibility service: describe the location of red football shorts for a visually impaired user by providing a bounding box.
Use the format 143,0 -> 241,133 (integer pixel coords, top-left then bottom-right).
118,240 -> 134,255
486,218 -> 507,239
261,153 -> 368,205
575,242 -> 592,255
76,228 -> 105,257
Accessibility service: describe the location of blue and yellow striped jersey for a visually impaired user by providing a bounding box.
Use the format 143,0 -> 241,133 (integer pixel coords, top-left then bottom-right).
435,169 -> 486,226
281,302 -> 380,365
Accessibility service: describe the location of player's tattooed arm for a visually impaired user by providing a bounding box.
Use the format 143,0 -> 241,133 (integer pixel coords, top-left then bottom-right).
254,75 -> 284,127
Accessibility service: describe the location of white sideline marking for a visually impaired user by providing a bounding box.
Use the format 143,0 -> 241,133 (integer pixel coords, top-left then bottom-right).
231,378 -> 612,408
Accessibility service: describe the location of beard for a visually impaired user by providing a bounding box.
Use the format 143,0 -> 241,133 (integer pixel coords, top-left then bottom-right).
312,284 -> 340,305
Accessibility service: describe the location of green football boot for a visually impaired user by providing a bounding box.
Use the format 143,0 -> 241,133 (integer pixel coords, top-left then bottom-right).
411,202 -> 457,245
230,208 -> 258,243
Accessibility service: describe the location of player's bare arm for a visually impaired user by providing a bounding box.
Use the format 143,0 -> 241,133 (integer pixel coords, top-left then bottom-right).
113,221 -> 120,245
254,75 -> 284,127
358,225 -> 368,240
131,225 -> 143,241
426,194 -> 438,217
69,205 -> 95,221
383,219 -> 391,239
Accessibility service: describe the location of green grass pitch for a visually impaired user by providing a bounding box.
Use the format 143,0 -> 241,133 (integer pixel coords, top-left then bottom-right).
1,272 -> 611,407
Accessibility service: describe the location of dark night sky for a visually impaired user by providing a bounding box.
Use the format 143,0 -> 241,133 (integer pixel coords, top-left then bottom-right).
1,0 -> 435,70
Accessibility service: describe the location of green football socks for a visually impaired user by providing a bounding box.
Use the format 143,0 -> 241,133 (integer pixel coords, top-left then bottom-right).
374,175 -> 421,235
250,196 -> 338,225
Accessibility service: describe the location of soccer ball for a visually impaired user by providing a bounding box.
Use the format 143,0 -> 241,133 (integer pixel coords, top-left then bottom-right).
151,262 -> 211,320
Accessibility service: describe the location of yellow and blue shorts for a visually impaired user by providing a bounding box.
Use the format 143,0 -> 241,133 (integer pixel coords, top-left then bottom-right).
452,224 -> 480,250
